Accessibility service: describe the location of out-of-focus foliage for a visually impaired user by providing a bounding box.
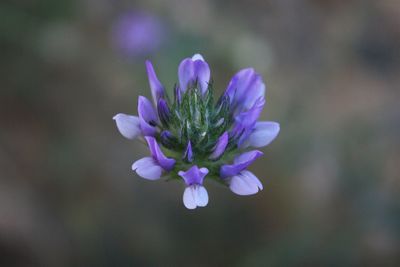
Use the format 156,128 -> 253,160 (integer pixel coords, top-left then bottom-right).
1,0 -> 399,266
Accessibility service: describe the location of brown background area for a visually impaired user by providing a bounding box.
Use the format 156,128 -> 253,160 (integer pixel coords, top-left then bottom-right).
1,0 -> 400,266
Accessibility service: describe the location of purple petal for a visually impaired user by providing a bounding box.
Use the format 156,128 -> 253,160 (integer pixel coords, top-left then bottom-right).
178,165 -> 209,186
145,136 -> 175,171
157,98 -> 170,125
178,58 -> 194,93
220,150 -> 263,178
132,157 -> 163,180
241,121 -> 280,148
209,132 -> 229,160
138,96 -> 158,136
183,141 -> 194,162
113,113 -> 141,139
232,98 -> 265,146
224,68 -> 266,113
234,150 -> 264,165
178,54 -> 210,94
138,95 -> 158,122
183,184 -> 209,209
146,60 -> 165,104
193,59 -> 210,94
229,170 -> 263,195
235,98 -> 265,129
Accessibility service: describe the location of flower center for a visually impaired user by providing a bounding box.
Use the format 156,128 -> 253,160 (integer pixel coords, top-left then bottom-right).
158,83 -> 233,158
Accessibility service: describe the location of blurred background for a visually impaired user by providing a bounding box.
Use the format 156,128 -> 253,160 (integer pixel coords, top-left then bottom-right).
1,0 -> 400,266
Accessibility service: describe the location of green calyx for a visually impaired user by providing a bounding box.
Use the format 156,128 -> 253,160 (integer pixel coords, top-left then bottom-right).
154,83 -> 238,179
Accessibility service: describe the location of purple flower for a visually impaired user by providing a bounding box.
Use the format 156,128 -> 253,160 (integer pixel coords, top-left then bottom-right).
224,68 -> 266,114
112,12 -> 165,57
231,97 -> 266,146
178,165 -> 209,209
132,136 -> 175,180
138,96 -> 158,136
114,54 -> 280,209
145,136 -> 175,171
178,54 -> 210,94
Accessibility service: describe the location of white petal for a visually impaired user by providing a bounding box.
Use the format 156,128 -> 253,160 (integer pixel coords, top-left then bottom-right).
183,186 -> 197,209
132,157 -> 162,180
241,170 -> 263,190
194,185 -> 209,207
243,121 -> 280,148
113,113 -> 141,139
230,176 -> 256,195
229,171 -> 263,196
192,53 -> 205,61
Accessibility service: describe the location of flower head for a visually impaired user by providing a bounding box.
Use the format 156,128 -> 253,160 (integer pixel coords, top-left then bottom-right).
114,54 -> 280,209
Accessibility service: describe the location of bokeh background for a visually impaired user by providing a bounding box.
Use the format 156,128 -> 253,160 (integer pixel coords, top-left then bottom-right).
1,0 -> 400,266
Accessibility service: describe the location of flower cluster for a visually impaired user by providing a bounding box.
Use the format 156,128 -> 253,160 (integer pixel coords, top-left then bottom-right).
113,54 -> 280,209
